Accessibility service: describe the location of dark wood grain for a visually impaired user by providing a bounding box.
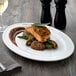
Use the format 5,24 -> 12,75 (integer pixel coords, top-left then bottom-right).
0,0 -> 76,76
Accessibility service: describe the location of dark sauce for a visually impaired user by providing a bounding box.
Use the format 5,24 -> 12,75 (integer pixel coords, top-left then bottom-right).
9,27 -> 25,45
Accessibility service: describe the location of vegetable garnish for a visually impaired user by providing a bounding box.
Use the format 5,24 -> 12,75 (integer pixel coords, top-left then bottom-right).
28,38 -> 34,42
18,36 -> 28,40
45,41 -> 53,49
18,36 -> 34,42
32,23 -> 50,27
44,40 -> 57,49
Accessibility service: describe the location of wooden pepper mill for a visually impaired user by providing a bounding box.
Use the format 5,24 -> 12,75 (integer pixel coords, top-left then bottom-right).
40,0 -> 52,25
54,0 -> 67,30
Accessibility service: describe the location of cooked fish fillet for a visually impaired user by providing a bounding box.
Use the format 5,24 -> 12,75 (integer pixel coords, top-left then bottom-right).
25,26 -> 51,42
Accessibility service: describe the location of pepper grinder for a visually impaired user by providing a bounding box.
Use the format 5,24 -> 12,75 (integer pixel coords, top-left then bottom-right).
40,0 -> 52,25
54,0 -> 67,30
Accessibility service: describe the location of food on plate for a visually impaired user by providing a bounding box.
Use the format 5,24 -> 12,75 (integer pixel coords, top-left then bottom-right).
18,24 -> 58,50
25,25 -> 51,42
26,38 -> 34,46
44,40 -> 57,49
31,40 -> 45,50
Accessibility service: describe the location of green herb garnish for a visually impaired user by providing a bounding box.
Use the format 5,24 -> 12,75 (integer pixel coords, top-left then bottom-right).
45,41 -> 53,49
32,23 -> 50,27
45,44 -> 53,49
28,38 -> 34,42
26,31 -> 31,35
18,36 -> 28,40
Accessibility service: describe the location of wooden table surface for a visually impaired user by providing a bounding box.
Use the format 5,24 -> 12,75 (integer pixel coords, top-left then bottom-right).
0,0 -> 76,76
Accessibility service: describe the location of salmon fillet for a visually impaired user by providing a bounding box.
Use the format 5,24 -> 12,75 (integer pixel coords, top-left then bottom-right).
25,26 -> 51,42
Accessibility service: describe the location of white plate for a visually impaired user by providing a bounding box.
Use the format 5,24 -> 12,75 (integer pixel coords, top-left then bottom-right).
2,23 -> 75,61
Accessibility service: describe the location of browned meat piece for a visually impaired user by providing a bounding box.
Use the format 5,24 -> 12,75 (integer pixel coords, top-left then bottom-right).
31,40 -> 45,50
26,38 -> 35,46
51,40 -> 58,49
26,40 -> 32,46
